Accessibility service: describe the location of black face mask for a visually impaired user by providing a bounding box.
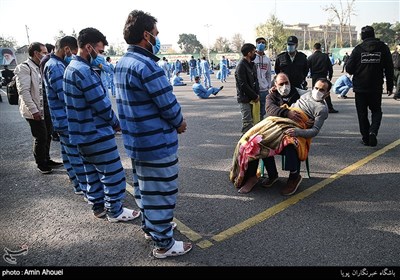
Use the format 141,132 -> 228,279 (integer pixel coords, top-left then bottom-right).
251,53 -> 257,61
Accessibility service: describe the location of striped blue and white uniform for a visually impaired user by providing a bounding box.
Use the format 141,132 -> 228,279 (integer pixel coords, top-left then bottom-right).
63,56 -> 126,217
43,54 -> 87,194
115,45 -> 183,250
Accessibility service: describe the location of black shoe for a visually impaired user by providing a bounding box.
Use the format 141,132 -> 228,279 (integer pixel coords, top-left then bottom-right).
47,159 -> 63,168
369,133 -> 377,147
219,86 -> 224,90
37,165 -> 53,174
329,108 -> 339,113
92,203 -> 106,218
361,139 -> 369,146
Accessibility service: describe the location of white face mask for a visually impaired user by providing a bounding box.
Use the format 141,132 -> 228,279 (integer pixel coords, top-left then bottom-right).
278,84 -> 291,96
312,89 -> 325,101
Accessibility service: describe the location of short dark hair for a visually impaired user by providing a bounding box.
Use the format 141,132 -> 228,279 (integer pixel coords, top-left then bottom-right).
45,43 -> 55,53
241,43 -> 256,56
106,57 -> 111,62
123,10 -> 157,44
361,25 -> 375,40
55,36 -> 78,51
28,42 -> 45,57
313,43 -> 321,50
315,77 -> 332,92
194,76 -> 200,82
77,27 -> 108,48
256,37 -> 266,43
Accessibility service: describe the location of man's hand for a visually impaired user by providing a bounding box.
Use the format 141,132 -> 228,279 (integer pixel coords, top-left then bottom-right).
32,112 -> 41,121
305,119 -> 314,128
284,128 -> 295,137
253,96 -> 260,103
287,110 -> 302,123
177,119 -> 187,134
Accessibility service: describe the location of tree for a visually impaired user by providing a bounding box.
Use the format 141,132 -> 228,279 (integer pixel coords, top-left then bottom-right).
392,22 -> 400,46
323,0 -> 356,48
177,33 -> 203,54
213,37 -> 231,52
71,29 -> 78,39
231,33 -> 244,52
345,0 -> 357,47
107,45 -> 116,56
372,22 -> 396,47
53,29 -> 78,43
0,36 -> 17,48
54,30 -> 67,42
255,14 -> 288,56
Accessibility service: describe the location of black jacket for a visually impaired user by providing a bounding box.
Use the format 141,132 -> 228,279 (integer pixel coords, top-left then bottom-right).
275,51 -> 308,89
307,50 -> 333,80
346,38 -> 394,93
235,58 -> 259,103
265,87 -> 300,118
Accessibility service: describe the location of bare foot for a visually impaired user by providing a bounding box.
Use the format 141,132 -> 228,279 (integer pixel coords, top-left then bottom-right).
238,176 -> 259,194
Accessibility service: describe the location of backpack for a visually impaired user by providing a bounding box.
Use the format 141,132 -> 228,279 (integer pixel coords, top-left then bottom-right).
7,62 -> 30,105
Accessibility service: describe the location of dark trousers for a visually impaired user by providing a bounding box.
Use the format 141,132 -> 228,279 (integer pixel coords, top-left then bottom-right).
26,118 -> 52,166
354,91 -> 382,141
244,145 -> 300,183
312,76 -> 334,110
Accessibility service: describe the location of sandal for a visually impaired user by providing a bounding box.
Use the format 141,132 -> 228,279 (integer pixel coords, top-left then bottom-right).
107,207 -> 140,223
152,241 -> 192,259
145,222 -> 177,240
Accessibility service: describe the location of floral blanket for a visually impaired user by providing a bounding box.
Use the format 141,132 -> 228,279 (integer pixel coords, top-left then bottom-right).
230,105 -> 311,188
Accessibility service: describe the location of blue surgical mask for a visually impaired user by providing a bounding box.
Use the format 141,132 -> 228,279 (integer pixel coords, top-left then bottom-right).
91,54 -> 106,69
287,45 -> 296,53
256,43 -> 266,52
64,54 -> 75,64
146,32 -> 161,54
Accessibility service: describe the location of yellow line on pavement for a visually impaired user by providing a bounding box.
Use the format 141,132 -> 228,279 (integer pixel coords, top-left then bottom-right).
212,139 -> 400,243
126,183 -> 204,243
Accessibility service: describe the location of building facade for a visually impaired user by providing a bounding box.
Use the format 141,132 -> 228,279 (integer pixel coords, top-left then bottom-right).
284,23 -> 358,51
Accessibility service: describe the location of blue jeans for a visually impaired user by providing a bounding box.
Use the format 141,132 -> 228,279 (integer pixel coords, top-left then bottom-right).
335,86 -> 351,97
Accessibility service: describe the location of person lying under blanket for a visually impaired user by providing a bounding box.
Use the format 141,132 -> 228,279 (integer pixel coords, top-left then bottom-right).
230,78 -> 332,196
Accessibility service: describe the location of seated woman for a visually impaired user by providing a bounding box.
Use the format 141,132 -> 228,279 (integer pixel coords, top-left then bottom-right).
171,71 -> 187,86
192,76 -> 223,99
230,78 -> 332,195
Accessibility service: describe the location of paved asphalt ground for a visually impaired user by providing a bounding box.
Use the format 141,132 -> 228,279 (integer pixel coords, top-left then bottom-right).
0,65 -> 399,276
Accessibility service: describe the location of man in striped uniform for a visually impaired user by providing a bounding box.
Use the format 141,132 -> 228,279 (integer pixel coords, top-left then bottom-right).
63,28 -> 139,222
42,36 -> 87,196
115,10 -> 192,258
